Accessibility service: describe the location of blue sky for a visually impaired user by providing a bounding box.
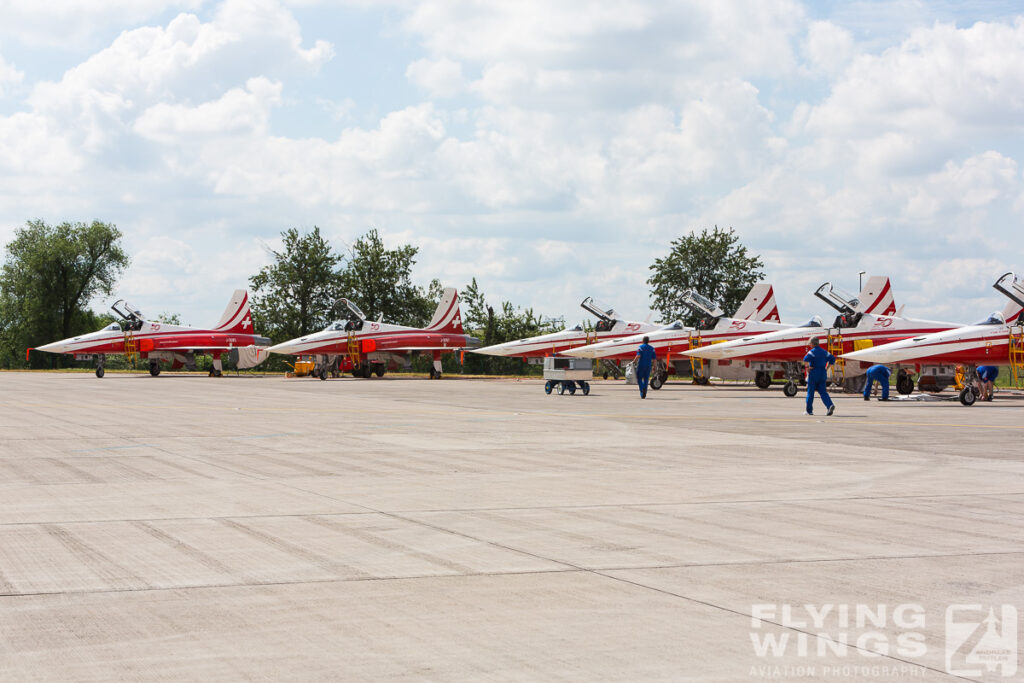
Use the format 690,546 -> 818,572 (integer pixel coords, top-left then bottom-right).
1,0 -> 1022,329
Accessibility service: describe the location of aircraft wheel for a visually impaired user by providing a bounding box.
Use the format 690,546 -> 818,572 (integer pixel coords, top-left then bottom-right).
149,362 -> 160,377
319,367 -> 327,380
755,371 -> 771,389
544,380 -> 554,394
581,381 -> 590,396
694,375 -> 709,386
959,387 -> 976,406
602,372 -> 609,380
374,365 -> 384,378
650,374 -> 663,390
783,381 -> 798,397
428,367 -> 437,380
96,367 -> 104,378
896,370 -> 914,395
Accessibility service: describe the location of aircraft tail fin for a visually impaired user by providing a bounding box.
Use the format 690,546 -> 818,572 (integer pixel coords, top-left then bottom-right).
426,287 -> 465,334
733,283 -> 780,322
854,276 -> 896,315
213,290 -> 254,333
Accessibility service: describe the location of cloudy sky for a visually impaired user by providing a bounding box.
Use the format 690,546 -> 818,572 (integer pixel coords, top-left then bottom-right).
1,0 -> 1022,328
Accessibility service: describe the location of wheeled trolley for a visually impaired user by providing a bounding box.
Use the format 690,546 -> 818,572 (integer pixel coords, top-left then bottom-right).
543,356 -> 593,396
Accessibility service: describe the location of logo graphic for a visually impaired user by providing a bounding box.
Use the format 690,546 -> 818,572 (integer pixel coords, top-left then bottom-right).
371,323 -> 380,331
729,320 -> 747,330
946,604 -> 1017,677
872,317 -> 894,329
152,323 -> 161,331
626,323 -> 641,332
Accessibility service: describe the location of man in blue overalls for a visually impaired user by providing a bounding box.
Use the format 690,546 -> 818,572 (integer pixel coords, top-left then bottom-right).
863,364 -> 891,401
803,337 -> 835,416
635,336 -> 657,399
977,365 -> 999,401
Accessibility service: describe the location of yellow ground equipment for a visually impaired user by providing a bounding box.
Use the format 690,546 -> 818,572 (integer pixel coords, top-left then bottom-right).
826,333 -> 844,383
285,357 -> 317,378
1011,326 -> 1024,389
123,330 -> 138,366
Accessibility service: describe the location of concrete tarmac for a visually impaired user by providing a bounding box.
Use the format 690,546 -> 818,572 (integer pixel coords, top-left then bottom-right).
1,372 -> 1022,681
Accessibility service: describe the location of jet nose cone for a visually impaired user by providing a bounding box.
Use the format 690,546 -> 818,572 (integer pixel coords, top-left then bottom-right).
471,342 -> 512,356
267,341 -> 297,355
35,341 -> 68,354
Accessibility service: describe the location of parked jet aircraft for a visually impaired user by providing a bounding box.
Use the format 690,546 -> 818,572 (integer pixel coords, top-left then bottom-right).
562,284 -> 788,389
471,297 -> 659,360
682,276 -> 959,395
32,290 -> 270,377
267,287 -> 478,379
842,272 -> 1024,405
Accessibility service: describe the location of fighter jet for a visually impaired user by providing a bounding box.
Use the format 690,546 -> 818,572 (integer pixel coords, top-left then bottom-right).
842,272 -> 1024,405
32,290 -> 271,377
682,276 -> 960,395
562,284 -> 789,390
267,287 -> 479,380
470,297 -> 659,362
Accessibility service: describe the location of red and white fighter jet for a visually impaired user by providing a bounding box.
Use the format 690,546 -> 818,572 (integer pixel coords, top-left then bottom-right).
683,276 -> 960,396
266,287 -> 479,379
562,284 -> 789,389
33,290 -> 271,377
471,297 -> 659,361
842,272 -> 1024,405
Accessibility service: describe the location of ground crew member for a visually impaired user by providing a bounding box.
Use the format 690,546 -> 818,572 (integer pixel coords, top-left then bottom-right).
863,364 -> 891,401
977,365 -> 999,401
635,336 -> 657,399
803,337 -> 835,416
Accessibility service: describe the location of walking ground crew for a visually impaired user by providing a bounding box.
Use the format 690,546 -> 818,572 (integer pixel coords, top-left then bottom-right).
803,337 -> 835,416
863,364 -> 891,401
635,336 -> 657,399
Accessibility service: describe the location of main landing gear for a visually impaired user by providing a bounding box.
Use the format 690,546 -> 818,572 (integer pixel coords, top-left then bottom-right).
148,360 -> 161,377
95,354 -> 106,378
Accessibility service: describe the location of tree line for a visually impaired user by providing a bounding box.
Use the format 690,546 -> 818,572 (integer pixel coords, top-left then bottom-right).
0,220 -> 762,372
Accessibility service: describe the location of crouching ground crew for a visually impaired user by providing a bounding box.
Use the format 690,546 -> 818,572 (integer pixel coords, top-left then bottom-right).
863,364 -> 891,401
803,337 -> 835,416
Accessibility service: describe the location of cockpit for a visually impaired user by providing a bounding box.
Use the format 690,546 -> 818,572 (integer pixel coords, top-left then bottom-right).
660,321 -> 684,331
333,298 -> 366,332
680,289 -> 724,318
570,323 -> 583,332
580,296 -> 617,332
973,311 -> 1006,326
832,312 -> 863,329
104,322 -> 121,331
110,300 -> 145,331
798,315 -> 823,328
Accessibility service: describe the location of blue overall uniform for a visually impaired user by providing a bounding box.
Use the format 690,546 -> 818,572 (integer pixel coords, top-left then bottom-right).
803,346 -> 835,415
636,343 -> 657,398
978,366 -> 999,383
864,364 -> 891,400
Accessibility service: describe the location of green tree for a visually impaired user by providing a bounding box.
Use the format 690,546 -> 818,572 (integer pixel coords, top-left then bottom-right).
455,279 -> 554,375
338,229 -> 433,327
0,220 -> 129,368
249,227 -> 345,342
647,226 -> 764,325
